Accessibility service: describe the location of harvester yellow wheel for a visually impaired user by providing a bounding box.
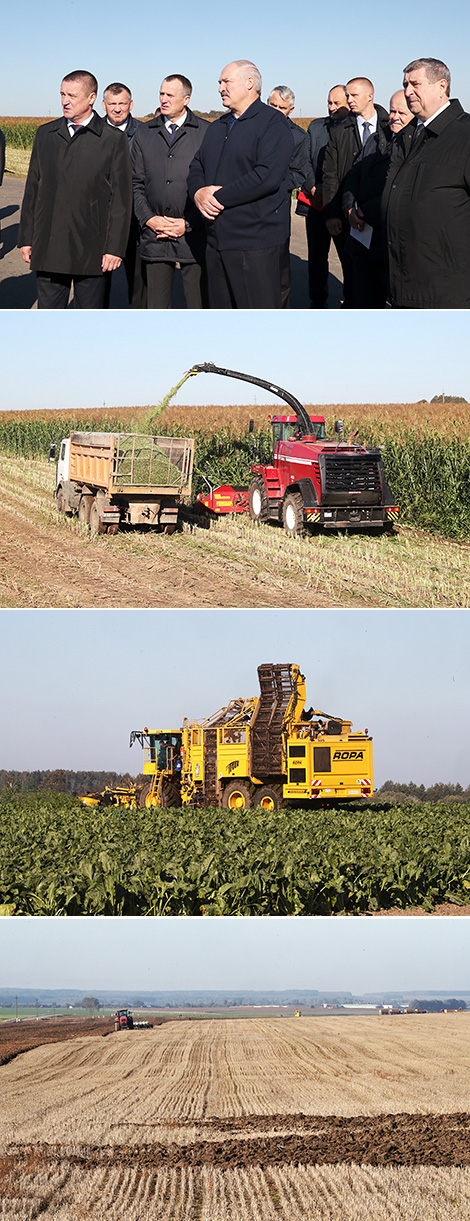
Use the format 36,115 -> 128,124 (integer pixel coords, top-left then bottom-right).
222,781 -> 252,811
256,786 -> 282,811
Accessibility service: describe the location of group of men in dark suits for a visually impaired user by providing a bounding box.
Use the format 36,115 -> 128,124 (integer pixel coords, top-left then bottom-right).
15,57 -> 470,309
17,62 -> 293,310
304,58 -> 470,309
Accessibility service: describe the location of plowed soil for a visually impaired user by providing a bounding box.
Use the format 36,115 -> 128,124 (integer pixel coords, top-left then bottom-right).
4,1113 -> 470,1170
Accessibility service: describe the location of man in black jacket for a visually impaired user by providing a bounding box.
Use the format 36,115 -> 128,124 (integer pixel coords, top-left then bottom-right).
18,70 -> 132,309
322,78 -> 388,307
188,60 -> 294,308
302,85 -> 349,307
102,81 -> 145,307
382,58 -> 470,308
131,75 -> 209,309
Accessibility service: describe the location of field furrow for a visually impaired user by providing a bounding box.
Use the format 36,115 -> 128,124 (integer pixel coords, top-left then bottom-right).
0,454 -> 468,608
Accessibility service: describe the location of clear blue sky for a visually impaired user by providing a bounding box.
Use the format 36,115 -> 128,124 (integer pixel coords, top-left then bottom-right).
2,0 -> 469,118
1,609 -> 468,786
1,916 -> 470,993
1,312 -> 469,412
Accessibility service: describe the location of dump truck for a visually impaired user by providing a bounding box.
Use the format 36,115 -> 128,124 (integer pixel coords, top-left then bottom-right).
187,363 -> 399,535
49,431 -> 194,534
129,662 -> 373,810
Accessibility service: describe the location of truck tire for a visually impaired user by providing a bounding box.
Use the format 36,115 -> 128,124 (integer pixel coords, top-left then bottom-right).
222,781 -> 252,811
249,477 -> 268,523
78,495 -> 93,525
56,489 -> 67,514
282,492 -> 305,538
89,499 -> 106,537
255,785 -> 283,811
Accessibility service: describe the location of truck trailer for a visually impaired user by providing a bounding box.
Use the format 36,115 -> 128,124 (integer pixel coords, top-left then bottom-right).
50,431 -> 194,534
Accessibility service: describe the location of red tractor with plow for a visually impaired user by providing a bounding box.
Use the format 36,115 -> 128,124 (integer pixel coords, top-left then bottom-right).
190,363 -> 399,536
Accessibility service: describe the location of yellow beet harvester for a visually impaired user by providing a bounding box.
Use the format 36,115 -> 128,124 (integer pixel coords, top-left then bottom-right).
130,662 -> 373,810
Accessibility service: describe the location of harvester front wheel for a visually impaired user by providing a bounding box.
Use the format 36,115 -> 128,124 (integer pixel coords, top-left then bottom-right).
138,782 -> 153,808
256,786 -> 283,812
222,781 -> 252,811
282,492 -> 305,538
160,780 -> 182,809
248,478 -> 268,524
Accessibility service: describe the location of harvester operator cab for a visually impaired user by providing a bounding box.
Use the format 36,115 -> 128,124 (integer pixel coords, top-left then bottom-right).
130,730 -> 182,775
271,416 -> 327,455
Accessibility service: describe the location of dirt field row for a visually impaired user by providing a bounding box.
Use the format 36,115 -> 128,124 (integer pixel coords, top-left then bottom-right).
2,1016 -> 470,1219
1,454 -> 469,608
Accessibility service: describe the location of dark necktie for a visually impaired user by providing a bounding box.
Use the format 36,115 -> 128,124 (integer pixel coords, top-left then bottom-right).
412,122 -> 426,145
362,121 -> 371,146
70,123 -> 82,135
168,123 -> 178,142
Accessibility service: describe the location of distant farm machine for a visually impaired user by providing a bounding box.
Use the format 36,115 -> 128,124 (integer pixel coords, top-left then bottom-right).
81,663 -> 373,812
187,363 -> 399,535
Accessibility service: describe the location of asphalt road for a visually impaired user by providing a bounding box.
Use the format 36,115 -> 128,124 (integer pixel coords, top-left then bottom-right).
0,174 -> 343,309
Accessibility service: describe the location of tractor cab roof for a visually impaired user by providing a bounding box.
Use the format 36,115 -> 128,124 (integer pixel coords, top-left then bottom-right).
271,414 -> 325,424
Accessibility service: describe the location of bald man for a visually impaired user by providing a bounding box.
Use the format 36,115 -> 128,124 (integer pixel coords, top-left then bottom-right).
188,59 -> 293,308
322,77 -> 389,306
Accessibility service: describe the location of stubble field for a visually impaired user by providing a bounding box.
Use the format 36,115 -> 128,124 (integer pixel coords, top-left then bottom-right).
0,450 -> 468,609
1,1014 -> 470,1218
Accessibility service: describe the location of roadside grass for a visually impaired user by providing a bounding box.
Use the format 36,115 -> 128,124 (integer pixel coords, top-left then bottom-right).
4,147 -> 31,177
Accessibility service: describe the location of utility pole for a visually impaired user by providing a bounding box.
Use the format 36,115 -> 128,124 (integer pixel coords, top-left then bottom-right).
15,996 -> 18,1022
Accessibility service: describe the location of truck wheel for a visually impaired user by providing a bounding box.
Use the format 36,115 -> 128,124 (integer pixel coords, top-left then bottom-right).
255,786 -> 282,811
249,478 -> 268,523
107,524 -> 119,536
56,489 -> 66,514
78,495 -> 93,525
89,499 -> 106,537
282,492 -> 305,538
163,524 -> 177,536
222,781 -> 252,811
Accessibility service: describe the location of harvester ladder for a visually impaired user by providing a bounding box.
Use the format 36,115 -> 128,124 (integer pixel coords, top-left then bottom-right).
251,663 -> 296,775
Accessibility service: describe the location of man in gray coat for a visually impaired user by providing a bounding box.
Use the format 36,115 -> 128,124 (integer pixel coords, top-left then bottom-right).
131,75 -> 209,308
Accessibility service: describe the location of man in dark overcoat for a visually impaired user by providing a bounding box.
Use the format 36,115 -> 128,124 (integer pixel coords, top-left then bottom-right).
102,80 -> 145,308
131,75 -> 209,309
322,78 -> 389,307
187,60 -> 294,309
18,70 -> 133,309
382,57 -> 470,308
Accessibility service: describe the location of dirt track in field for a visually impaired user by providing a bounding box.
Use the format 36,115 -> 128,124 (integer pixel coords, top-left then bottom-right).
0,455 -> 356,609
5,1114 -> 470,1170
1,454 -> 469,608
